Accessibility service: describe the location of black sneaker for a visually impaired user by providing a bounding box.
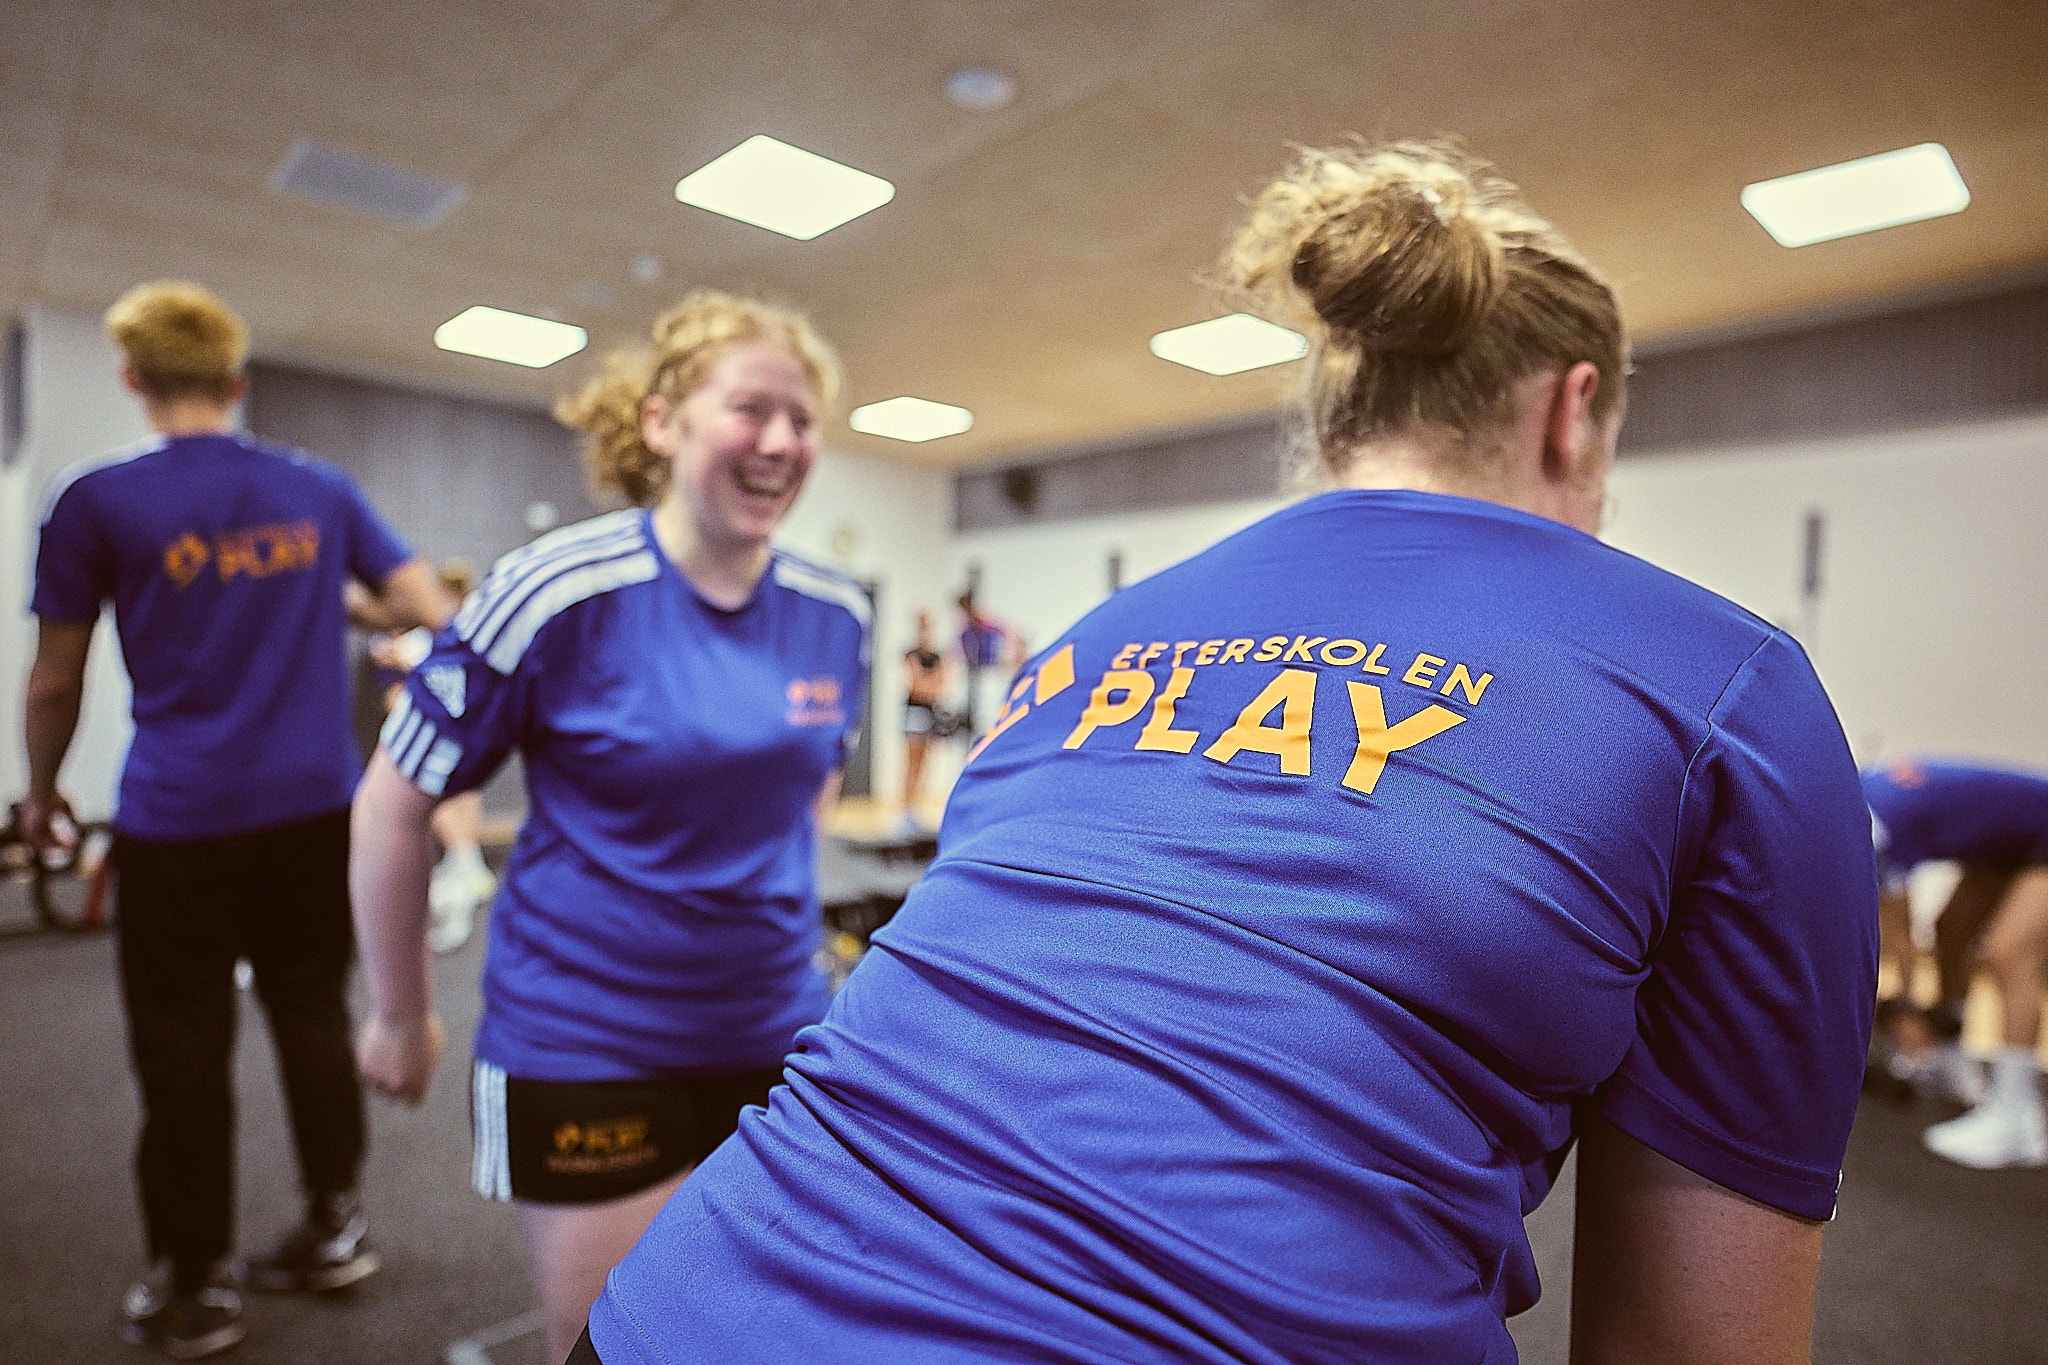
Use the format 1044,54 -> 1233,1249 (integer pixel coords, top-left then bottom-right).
121,1270 -> 245,1360
237,1190 -> 380,1293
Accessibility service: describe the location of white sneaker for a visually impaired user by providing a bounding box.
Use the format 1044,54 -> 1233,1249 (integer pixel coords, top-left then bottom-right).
1923,1097 -> 2048,1169
1896,1044 -> 1988,1107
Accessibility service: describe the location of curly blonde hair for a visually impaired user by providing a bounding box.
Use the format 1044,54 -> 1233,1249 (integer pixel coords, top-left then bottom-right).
555,291 -> 843,507
103,281 -> 249,402
1222,138 -> 1626,473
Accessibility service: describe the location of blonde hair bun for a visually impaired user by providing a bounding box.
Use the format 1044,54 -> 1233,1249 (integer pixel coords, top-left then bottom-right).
103,280 -> 249,399
1292,181 -> 1502,357
1223,136 -> 1625,461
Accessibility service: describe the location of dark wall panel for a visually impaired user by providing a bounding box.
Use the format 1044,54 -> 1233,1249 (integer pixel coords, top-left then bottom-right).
957,416 -> 1290,532
1620,280 -> 2048,456
247,362 -> 596,576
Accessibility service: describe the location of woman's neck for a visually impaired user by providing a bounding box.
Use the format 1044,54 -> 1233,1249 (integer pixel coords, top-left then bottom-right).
650,497 -> 773,611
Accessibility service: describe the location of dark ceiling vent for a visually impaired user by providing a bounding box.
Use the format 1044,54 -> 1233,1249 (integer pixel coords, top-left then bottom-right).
269,140 -> 468,228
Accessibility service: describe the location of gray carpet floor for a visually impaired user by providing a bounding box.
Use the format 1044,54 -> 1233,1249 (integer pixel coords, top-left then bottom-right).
3,868 -> 2044,1364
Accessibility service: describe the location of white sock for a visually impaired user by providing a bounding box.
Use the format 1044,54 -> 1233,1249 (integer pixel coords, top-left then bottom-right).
443,844 -> 487,876
1990,1045 -> 2041,1111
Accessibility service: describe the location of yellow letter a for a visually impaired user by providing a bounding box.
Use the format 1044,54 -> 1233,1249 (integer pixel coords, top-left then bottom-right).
1203,668 -> 1316,775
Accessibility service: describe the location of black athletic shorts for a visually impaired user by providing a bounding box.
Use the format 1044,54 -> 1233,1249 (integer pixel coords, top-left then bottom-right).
470,1061 -> 783,1205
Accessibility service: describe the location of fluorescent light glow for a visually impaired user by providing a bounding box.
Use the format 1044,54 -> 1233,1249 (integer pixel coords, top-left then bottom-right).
1741,144 -> 1969,248
1150,314 -> 1307,375
434,307 -> 587,367
676,136 -> 894,240
849,396 -> 974,443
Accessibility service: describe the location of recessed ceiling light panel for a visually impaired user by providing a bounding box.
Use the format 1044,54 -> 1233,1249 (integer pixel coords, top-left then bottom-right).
1741,143 -> 1969,248
434,306 -> 587,368
675,135 -> 894,240
849,396 -> 974,443
1150,314 -> 1307,376
945,66 -> 1017,111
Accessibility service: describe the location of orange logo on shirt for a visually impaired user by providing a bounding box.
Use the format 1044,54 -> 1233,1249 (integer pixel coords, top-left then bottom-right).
786,676 -> 845,727
163,533 -> 211,588
159,520 -> 321,589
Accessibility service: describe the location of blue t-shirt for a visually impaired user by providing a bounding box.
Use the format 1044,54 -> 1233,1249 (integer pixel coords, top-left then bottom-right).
1863,760 -> 2048,887
31,433 -> 413,840
593,489 -> 1877,1365
386,509 -> 870,1079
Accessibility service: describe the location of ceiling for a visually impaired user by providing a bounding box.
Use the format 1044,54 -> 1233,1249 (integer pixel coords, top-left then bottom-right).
6,0 -> 2046,468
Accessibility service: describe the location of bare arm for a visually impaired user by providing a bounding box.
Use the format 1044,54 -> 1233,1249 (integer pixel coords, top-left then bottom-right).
348,557 -> 454,633
350,750 -> 447,1104
21,620 -> 94,849
1570,1108 -> 1822,1365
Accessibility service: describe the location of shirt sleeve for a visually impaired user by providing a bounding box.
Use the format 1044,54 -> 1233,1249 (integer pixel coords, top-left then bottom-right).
1597,631 -> 1878,1221
30,478 -> 108,624
339,475 -> 414,586
379,625 -> 528,799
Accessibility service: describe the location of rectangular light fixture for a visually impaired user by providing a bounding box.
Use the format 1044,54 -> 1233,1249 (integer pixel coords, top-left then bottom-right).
1741,144 -> 1969,248
849,396 -> 973,443
1150,314 -> 1307,376
676,136 -> 894,240
434,306 -> 587,368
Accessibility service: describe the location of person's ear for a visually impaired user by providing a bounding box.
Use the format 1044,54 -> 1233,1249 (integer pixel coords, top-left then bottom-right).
119,364 -> 146,399
1542,361 -> 1602,482
223,372 -> 249,407
641,394 -> 676,458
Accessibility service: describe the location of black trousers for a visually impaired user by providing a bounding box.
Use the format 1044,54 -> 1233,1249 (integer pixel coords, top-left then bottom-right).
113,808 -> 366,1290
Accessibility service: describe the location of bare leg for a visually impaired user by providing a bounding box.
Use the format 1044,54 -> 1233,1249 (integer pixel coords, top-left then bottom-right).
902,735 -> 929,814
1981,869 -> 2048,1050
1935,862 -> 2016,1013
516,1167 -> 689,1365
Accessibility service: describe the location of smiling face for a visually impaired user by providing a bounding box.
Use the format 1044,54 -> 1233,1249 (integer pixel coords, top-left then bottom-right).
643,339 -> 821,552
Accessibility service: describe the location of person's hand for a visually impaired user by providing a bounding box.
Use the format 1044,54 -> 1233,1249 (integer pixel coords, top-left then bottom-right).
356,1010 -> 446,1106
18,791 -> 78,854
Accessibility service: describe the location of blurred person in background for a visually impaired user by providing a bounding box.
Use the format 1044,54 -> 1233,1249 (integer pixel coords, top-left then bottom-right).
22,280 -> 446,1358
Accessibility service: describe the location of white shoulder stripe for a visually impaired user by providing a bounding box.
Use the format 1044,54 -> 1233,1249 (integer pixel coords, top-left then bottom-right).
463,535 -> 646,657
417,737 -> 463,797
773,557 -> 872,628
37,436 -> 169,525
380,695 -> 421,757
481,550 -> 661,673
455,511 -> 644,640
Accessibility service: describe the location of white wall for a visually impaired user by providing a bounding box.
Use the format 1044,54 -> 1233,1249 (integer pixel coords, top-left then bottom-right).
777,446 -> 954,804
1,305 -> 142,817
1607,413 -> 2048,768
950,495 -> 1285,660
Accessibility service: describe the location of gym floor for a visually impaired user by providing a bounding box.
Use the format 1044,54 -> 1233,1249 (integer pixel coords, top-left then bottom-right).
4,873 -> 2044,1364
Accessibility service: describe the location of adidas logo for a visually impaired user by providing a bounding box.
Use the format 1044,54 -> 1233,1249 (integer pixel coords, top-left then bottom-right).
423,665 -> 466,719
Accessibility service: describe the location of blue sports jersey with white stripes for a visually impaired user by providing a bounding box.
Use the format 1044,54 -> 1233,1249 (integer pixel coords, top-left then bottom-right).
388,509 -> 870,1079
593,488 -> 1876,1365
32,432 -> 412,839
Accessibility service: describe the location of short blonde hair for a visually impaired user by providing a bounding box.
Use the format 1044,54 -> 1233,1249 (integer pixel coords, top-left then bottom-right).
103,281 -> 249,402
1223,138 -> 1627,474
555,291 -> 843,508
